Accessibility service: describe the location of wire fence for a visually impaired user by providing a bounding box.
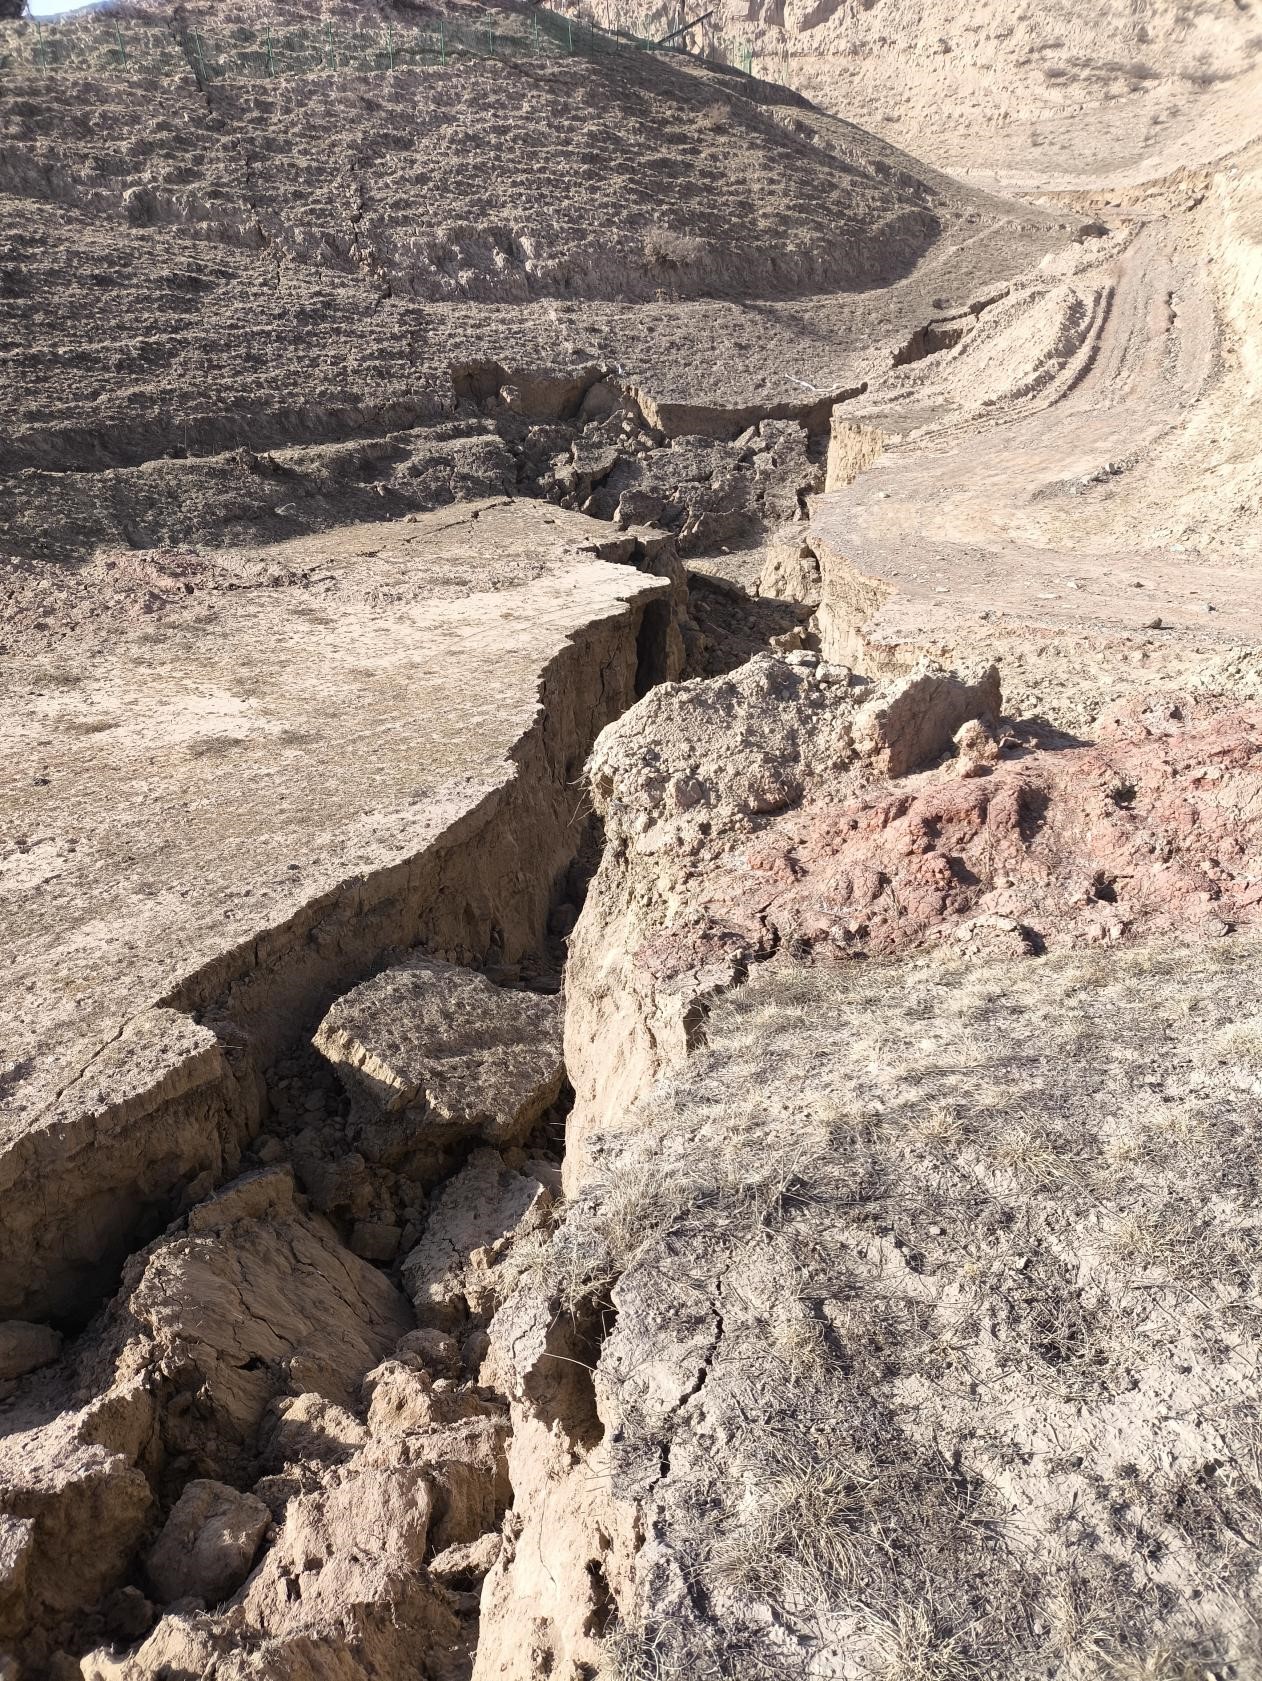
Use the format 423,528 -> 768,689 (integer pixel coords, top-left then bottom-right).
0,8 -> 754,83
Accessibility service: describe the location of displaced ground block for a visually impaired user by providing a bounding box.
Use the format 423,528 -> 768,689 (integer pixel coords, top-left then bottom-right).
314,957 -> 564,1146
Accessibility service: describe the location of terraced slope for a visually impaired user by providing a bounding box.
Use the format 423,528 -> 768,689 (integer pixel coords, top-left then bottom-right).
0,0 -> 1068,564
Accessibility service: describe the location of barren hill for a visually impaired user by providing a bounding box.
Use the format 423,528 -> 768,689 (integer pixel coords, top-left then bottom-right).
563,0 -> 1262,187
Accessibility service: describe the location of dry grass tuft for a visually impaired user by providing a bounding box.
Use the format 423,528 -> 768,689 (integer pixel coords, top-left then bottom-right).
553,933 -> 1262,1678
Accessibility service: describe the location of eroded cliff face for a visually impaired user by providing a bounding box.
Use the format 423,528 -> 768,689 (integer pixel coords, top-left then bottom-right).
0,506 -> 686,1677
474,646 -> 1262,1681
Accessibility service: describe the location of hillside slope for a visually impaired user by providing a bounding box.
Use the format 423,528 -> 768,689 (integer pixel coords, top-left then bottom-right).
563,0 -> 1262,187
0,1 -> 1067,564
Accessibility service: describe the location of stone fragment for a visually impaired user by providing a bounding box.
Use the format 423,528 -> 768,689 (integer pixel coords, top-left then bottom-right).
145,1480 -> 271,1607
402,1149 -> 552,1330
0,1320 -> 62,1380
260,1393 -> 367,1471
0,1516 -> 34,1638
429,1532 -> 502,1582
314,958 -> 564,1147
396,1328 -> 462,1378
350,1220 -> 403,1264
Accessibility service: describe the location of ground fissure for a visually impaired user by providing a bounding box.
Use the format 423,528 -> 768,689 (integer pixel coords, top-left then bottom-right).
2,3 -> 1262,1679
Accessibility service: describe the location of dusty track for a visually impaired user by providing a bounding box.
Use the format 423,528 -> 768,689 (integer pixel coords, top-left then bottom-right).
806,141 -> 1262,729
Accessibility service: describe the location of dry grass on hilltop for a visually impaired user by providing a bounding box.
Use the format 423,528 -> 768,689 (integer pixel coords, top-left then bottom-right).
539,936 -> 1262,1678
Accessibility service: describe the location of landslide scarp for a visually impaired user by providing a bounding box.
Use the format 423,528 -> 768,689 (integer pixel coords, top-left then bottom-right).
7,4 -> 1261,1680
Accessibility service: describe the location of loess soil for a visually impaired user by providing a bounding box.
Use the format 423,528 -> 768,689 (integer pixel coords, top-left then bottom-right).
1,1 -> 1261,1680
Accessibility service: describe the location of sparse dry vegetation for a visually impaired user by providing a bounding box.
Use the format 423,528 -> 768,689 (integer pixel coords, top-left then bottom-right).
543,936 -> 1262,1678
643,226 -> 708,270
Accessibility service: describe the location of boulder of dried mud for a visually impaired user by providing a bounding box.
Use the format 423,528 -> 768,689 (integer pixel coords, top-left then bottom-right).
0,1378 -> 156,1647
395,1328 -> 462,1379
760,536 -> 823,606
588,653 -> 999,847
124,1166 -> 412,1468
429,1531 -> 501,1583
84,1351 -> 511,1681
243,1462 -> 435,1635
259,1392 -> 367,1473
363,1359 -> 512,1550
854,661 -> 1000,776
145,1480 -> 271,1608
0,1321 -> 61,1381
314,958 -> 564,1153
402,1149 -> 552,1330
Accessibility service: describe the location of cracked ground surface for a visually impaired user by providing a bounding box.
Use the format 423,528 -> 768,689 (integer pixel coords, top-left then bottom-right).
546,941 -> 1262,1678
3,1 -> 1262,1678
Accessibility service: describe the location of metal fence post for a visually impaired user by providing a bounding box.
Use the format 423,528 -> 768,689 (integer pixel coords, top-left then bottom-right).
114,21 -> 128,71
386,23 -> 394,70
35,20 -> 47,72
266,26 -> 275,75
566,18 -> 573,52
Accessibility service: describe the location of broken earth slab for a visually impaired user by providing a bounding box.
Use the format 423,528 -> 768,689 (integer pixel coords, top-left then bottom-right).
80,1368 -> 509,1681
0,1165 -> 411,1665
313,957 -> 564,1152
0,1155 -> 522,1673
1,499 -> 671,1323
143,1480 -> 271,1609
402,1148 -> 555,1334
0,1322 -> 62,1383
